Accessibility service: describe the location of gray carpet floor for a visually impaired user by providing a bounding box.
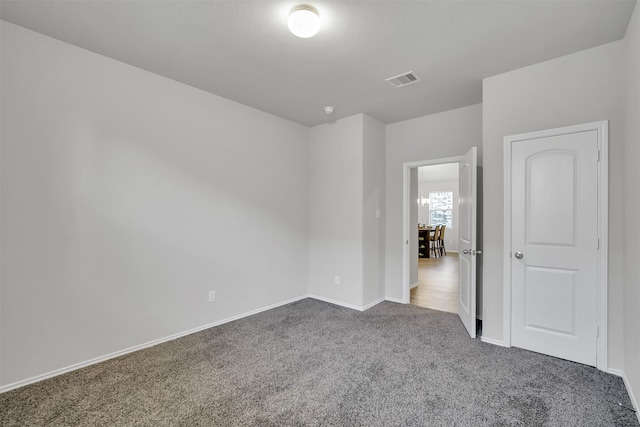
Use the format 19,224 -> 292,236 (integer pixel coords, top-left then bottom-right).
1,298 -> 638,426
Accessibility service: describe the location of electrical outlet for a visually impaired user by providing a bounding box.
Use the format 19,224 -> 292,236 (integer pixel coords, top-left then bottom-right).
334,275 -> 341,285
208,291 -> 216,302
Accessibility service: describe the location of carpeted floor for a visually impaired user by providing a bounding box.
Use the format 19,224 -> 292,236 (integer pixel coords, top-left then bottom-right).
1,298 -> 638,426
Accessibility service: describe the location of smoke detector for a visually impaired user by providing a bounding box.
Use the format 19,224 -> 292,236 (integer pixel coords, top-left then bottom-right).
385,71 -> 421,88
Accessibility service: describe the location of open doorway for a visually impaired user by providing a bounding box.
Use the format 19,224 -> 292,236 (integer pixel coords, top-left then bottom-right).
410,164 -> 460,314
402,148 -> 480,337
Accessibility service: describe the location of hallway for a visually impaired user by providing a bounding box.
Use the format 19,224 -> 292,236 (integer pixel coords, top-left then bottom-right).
410,253 -> 459,314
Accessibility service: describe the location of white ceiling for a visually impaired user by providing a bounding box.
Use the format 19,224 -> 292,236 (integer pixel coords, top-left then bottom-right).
0,0 -> 636,127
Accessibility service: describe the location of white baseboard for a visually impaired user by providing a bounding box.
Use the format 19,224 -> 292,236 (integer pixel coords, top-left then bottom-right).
609,368 -> 625,377
306,294 -> 367,311
609,369 -> 639,422
385,297 -> 405,304
306,295 -> 385,311
410,281 -> 420,289
480,336 -> 508,347
0,294 -> 309,394
361,298 -> 385,311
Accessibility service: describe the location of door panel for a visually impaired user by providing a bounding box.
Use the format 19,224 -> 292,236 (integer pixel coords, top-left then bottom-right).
527,152 -> 577,246
524,266 -> 576,335
458,147 -> 477,338
511,130 -> 598,366
459,255 -> 471,314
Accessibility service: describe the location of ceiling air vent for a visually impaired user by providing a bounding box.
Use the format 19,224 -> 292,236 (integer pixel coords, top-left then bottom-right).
385,71 -> 421,88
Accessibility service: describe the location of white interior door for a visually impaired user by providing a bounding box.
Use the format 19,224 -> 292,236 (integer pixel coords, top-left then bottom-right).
458,147 -> 477,338
510,129 -> 599,366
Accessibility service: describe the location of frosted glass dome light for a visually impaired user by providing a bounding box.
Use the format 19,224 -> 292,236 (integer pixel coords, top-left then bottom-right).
288,5 -> 320,38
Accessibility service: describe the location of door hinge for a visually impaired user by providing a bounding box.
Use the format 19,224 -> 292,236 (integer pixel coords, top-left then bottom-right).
597,238 -> 600,250
597,150 -> 601,162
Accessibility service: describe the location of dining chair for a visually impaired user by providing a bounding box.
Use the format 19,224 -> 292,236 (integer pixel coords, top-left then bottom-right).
438,225 -> 447,256
431,225 -> 441,258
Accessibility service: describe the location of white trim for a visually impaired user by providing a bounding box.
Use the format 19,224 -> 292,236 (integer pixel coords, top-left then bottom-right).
596,121 -> 609,372
480,336 -> 508,347
608,369 -> 640,422
503,135 -> 513,348
385,297 -> 405,304
410,281 -> 420,289
308,295 -> 384,311
361,298 -> 386,311
608,368 -> 625,377
402,156 -> 463,305
307,294 -> 369,311
402,164 -> 410,304
502,121 -> 609,371
0,294 -> 309,394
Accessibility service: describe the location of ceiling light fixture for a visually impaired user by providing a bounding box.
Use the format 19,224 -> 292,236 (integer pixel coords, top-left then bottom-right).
417,167 -> 429,207
324,106 -> 334,115
288,4 -> 320,38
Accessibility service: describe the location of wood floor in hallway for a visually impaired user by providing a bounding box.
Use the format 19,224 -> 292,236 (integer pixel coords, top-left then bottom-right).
410,253 -> 459,314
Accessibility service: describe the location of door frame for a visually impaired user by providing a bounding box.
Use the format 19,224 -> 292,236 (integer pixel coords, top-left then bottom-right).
502,121 -> 608,371
402,155 -> 463,304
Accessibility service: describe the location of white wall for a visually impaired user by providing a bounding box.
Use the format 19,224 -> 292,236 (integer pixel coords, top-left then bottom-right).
4,9 -> 637,403
623,2 -> 640,413
418,178 -> 459,252
482,40 -> 626,370
362,115 -> 386,306
384,104 -> 482,301
308,113 -> 386,309
0,22 -> 310,387
308,115 -> 364,307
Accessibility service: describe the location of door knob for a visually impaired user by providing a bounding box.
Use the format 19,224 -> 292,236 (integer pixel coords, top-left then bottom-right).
515,251 -> 524,259
463,249 -> 482,255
